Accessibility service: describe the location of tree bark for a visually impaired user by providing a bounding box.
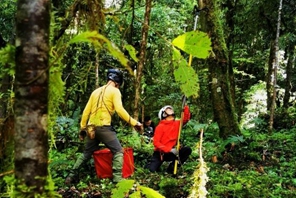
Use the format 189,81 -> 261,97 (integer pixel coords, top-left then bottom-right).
199,0 -> 241,138
14,0 -> 50,194
133,0 -> 152,120
268,0 -> 282,133
283,44 -> 295,108
266,41 -> 275,111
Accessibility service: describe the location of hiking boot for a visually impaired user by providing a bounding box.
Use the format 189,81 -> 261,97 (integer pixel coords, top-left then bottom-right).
112,152 -> 123,183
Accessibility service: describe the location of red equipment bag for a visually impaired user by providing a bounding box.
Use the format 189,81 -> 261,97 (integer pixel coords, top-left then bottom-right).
92,148 -> 134,179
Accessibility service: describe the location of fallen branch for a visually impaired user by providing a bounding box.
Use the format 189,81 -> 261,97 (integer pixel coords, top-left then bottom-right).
0,170 -> 14,177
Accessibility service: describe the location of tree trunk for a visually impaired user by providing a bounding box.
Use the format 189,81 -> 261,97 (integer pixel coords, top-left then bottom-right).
224,0 -> 236,118
283,44 -> 295,108
14,0 -> 50,195
266,41 -> 275,111
268,0 -> 282,133
133,0 -> 152,119
199,0 -> 241,138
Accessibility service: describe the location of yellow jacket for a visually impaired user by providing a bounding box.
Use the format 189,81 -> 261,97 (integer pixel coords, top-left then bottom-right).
80,84 -> 137,128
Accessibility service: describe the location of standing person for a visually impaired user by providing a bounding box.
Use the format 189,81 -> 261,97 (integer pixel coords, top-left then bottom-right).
65,69 -> 142,184
148,105 -> 192,173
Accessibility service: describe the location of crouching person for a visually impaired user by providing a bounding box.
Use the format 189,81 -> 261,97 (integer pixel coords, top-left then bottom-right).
148,105 -> 192,173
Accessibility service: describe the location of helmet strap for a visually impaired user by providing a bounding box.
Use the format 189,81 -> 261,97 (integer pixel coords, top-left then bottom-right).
115,83 -> 120,88
166,113 -> 175,117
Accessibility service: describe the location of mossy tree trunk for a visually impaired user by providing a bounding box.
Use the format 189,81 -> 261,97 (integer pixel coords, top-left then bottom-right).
199,0 -> 241,138
14,0 -> 50,195
267,41 -> 276,111
267,0 -> 282,133
133,0 -> 152,120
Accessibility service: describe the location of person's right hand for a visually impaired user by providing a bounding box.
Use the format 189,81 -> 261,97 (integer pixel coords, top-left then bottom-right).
134,122 -> 143,133
79,129 -> 87,141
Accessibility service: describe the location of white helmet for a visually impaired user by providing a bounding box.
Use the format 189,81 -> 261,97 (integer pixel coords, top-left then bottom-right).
158,105 -> 174,120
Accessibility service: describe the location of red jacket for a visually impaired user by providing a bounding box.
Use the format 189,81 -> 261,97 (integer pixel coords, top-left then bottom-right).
153,105 -> 190,153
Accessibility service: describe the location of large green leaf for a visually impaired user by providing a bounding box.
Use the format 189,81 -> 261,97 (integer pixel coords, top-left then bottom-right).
125,44 -> 139,62
139,186 -> 165,198
172,47 -> 199,98
172,31 -> 211,59
69,31 -> 133,74
111,179 -> 135,198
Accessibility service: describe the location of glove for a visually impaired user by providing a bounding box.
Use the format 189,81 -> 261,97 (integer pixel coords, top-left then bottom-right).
134,122 -> 143,132
170,148 -> 178,155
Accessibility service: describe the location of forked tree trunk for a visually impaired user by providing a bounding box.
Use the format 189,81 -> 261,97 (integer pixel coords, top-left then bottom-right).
133,0 -> 152,120
14,0 -> 50,195
199,0 -> 241,138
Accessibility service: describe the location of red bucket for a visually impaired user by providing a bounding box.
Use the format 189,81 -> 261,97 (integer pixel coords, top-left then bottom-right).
93,148 -> 134,178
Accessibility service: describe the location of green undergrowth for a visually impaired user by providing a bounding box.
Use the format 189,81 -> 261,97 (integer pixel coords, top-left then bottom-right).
47,118 -> 296,198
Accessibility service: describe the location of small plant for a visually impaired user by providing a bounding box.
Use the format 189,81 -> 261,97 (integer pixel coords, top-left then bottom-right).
158,177 -> 180,197
111,179 -> 165,198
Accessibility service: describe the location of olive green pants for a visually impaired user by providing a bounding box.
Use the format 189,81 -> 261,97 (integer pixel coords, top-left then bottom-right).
71,126 -> 123,182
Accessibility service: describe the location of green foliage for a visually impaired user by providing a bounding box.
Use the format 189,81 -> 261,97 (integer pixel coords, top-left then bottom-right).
0,44 -> 15,77
0,0 -> 16,42
69,31 -> 132,74
125,44 -> 139,62
111,179 -> 134,198
202,126 -> 296,197
170,31 -> 212,98
139,186 -> 165,198
207,167 -> 296,198
47,117 -> 296,197
158,177 -> 180,197
51,116 -> 80,151
48,55 -> 66,149
3,174 -> 61,198
241,81 -> 268,129
111,180 -> 165,198
172,48 -> 199,98
172,31 -> 212,59
0,133 -> 14,195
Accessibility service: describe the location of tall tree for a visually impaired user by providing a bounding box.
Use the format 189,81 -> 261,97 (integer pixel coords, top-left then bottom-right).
283,43 -> 295,108
267,0 -> 283,133
199,0 -> 241,138
133,0 -> 152,120
14,0 -> 50,195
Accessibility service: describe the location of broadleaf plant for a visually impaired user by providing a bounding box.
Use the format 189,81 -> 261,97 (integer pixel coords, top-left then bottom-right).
172,31 -> 211,59
171,31 -> 212,98
172,47 -> 199,98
